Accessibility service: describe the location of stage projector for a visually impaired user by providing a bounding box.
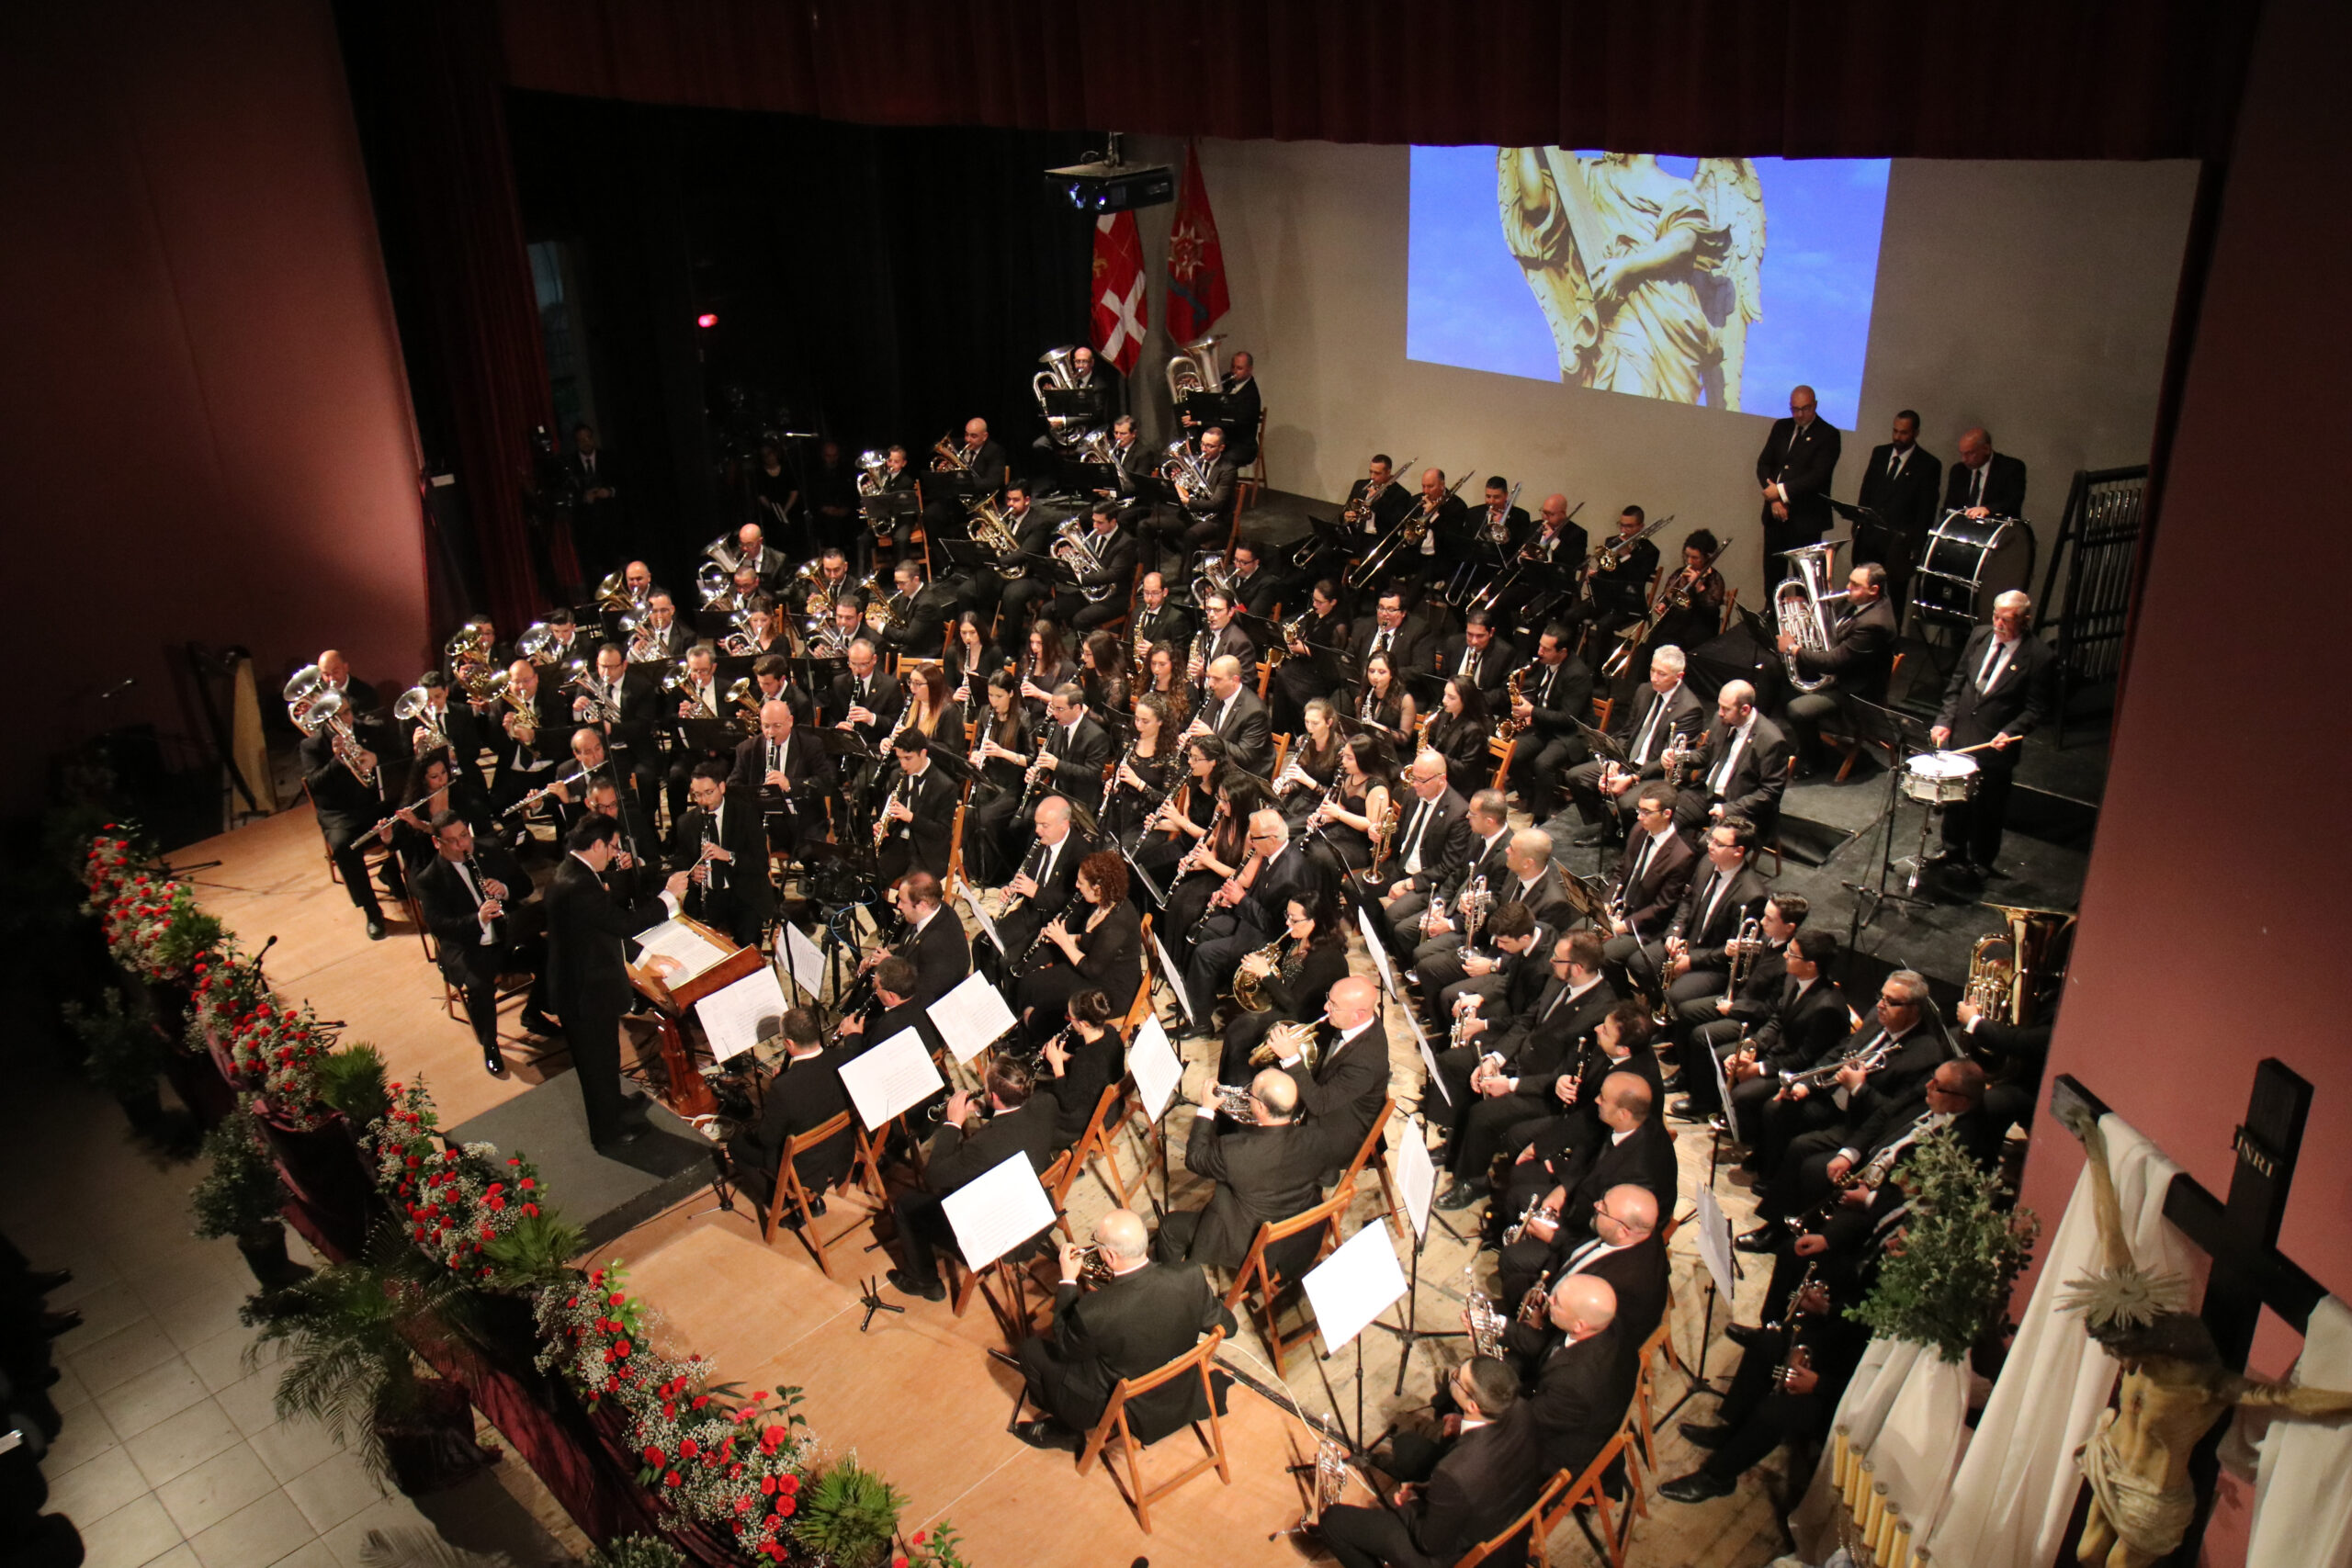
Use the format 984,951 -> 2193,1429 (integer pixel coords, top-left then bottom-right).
1046,157 -> 1174,214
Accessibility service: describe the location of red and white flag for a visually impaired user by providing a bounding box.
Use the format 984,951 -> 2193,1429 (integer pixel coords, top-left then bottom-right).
1090,210 -> 1148,375
1165,141 -> 1230,344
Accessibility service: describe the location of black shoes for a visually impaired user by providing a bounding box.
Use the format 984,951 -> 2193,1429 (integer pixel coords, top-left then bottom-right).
1012,1418 -> 1081,1451
1723,1321 -> 1770,1350
365,918 -> 387,941
521,1013 -> 562,1040
775,1197 -> 827,1233
41,1309 -> 82,1337
1679,1420 -> 1734,1450
1659,1470 -> 1736,1504
1734,1224 -> 1785,1254
26,1269 -> 71,1295
1670,1097 -> 1702,1121
483,1050 -> 506,1077
888,1268 -> 945,1303
1435,1181 -> 1486,1213
1571,825 -> 1616,848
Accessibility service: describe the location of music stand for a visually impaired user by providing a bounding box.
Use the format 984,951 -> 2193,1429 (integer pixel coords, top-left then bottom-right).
1174,390 -> 1241,433
938,537 -> 997,577
678,717 -> 739,761
1572,717 -> 1628,763
1840,695 -> 1939,942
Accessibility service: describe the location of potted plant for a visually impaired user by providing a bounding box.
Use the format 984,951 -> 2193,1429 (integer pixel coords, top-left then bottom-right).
192,1103 -> 305,1289
315,1043 -> 392,1128
62,984 -> 177,1145
241,1225 -> 502,1495
791,1458 -> 905,1568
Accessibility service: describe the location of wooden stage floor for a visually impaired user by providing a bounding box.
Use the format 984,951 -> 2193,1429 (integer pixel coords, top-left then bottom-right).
178,802 -> 1792,1566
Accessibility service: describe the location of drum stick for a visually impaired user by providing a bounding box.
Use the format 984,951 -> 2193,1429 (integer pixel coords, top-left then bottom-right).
1949,738 -> 2006,756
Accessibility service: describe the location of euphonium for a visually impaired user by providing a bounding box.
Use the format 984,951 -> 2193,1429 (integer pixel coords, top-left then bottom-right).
1164,333 -> 1226,403
394,686 -> 447,753
1051,518 -> 1114,602
931,432 -> 974,473
966,495 -> 1025,579
1965,903 -> 2077,1027
695,559 -> 741,613
1772,539 -> 1849,694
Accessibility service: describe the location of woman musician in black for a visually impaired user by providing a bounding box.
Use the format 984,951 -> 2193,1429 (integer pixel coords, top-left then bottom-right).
1142,639 -> 1192,733
1132,733 -> 1224,897
1276,697 -> 1345,833
1017,619 -> 1077,717
1079,629 -> 1131,720
947,610 -> 1012,712
959,670 -> 1032,886
1302,733 -> 1396,887
1216,884 -> 1351,1082
1160,765 -> 1273,958
1423,676 -> 1495,799
1352,649 -> 1418,750
381,746 -> 492,876
1015,852 -> 1142,1047
1100,693 -> 1180,852
1036,987 -> 1128,1152
1639,527 -> 1727,682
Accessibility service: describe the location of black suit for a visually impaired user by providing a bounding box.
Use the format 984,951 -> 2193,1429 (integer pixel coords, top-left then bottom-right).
826,669 -> 904,742
1318,1412 -> 1547,1568
1715,976 -> 1853,1135
414,847 -> 554,1055
1506,654 -> 1597,820
878,581 -> 959,657
1935,626 -> 2056,869
902,907 -> 973,1008
300,728 -> 400,920
992,830 -> 1086,965
1564,678 -> 1707,833
1432,632 -> 1517,706
1383,814 -> 1500,947
1015,1261 -> 1232,1441
1500,1234 -> 1670,1366
1853,442 -> 1943,604
1272,606 -> 1351,731
1348,618 -> 1430,686
1610,828 -> 1698,943
669,794 -> 774,950
1674,715 -> 1792,840
1182,841 -> 1323,1021
1782,591 -> 1902,772
892,1098 -> 1059,1288
727,1051 -> 854,1213
1057,526 -> 1142,632
1496,1115 -> 1677,1293
1156,1112 -> 1332,1274
544,853 -> 671,1145
1226,565 -> 1283,622
1030,712 -> 1112,818
1756,414 -> 1843,584
1754,1022 -> 1950,1186
729,728 -> 837,855
1194,686 -> 1272,779
1441,976 -> 1617,1174
1942,452 -> 2029,519
1521,1324 -> 1634,1477
1130,597 -> 1193,656
1287,1017 -> 1390,1154
875,759 -> 959,886
1218,375 -> 1262,465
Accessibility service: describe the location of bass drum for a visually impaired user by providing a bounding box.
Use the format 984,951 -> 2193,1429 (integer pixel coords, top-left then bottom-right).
1909,510 -> 2035,627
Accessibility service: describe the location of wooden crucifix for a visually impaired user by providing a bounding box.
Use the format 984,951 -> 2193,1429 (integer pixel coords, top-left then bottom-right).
2051,1057 -> 2335,1567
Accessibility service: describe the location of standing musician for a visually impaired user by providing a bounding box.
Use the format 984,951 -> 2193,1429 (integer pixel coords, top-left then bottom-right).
1186,656 -> 1272,779
1780,561 -> 1899,777
1504,624 -> 1597,824
1756,384 -> 1842,590
886,1058 -> 1058,1303
670,762 -> 774,950
1009,1208 -> 1233,1454
1929,590 -> 2053,885
1130,571 -> 1193,654
544,815 -> 690,1150
729,699 -> 835,857
1101,693 -> 1181,851
1941,425 -> 2028,520
1562,644 -> 1705,847
993,795 -> 1085,965
1271,579 -> 1350,735
1852,409 -> 1942,607
1675,680 -> 1791,840
1052,502 -> 1140,632
300,665 -> 403,941
1556,506 -> 1659,652
414,809 -> 560,1076
962,671 -> 1034,885
723,1008 -> 851,1224
874,729 -> 957,886
1216,886 -> 1351,1083
1299,735 -> 1395,886
1013,853 -> 1141,1044
877,558 -> 957,658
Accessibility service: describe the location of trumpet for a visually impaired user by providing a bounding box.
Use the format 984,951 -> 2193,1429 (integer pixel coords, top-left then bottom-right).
1465,1284 -> 1509,1358
1073,1244 -> 1115,1288
1501,1194 -> 1560,1247
1721,915 -> 1766,1006
1516,1269 -> 1555,1326
1211,1083 -> 1258,1122
1778,1034 -> 1897,1093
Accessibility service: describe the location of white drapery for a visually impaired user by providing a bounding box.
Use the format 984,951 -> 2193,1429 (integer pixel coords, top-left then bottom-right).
1789,1337 -> 1972,1560
1920,1112 -> 2188,1568
2242,1294 -> 2352,1568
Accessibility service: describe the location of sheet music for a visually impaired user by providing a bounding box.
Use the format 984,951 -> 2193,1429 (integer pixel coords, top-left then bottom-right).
778,923 -> 828,1000
631,918 -> 729,981
835,1028 -> 945,1130
958,885 -> 1009,956
1151,927 -> 1193,1024
1398,1004 -> 1451,1106
1394,1120 -> 1437,1238
1695,1185 -> 1738,1304
932,969 -> 1019,1066
1128,1014 -> 1182,1124
941,1152 -> 1058,1270
691,965 -> 787,1064
1302,1221 -> 1408,1353
1357,908 -> 1401,998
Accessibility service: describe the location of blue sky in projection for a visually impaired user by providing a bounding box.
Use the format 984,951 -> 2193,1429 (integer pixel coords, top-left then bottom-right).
1407,147 -> 1890,430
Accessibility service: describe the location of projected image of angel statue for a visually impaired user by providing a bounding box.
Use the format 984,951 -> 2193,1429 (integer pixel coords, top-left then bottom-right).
1497,150 -> 1764,409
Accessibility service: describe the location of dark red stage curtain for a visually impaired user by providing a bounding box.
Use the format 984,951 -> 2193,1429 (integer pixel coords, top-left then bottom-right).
498,0 -> 2251,160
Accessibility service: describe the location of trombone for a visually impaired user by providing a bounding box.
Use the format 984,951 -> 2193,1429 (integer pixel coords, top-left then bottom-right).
1347,466 -> 1469,587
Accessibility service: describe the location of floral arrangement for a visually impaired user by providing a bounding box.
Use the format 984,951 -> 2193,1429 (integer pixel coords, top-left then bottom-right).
190,944 -> 268,1043
85,827 -> 225,983
223,996 -> 336,1128
372,1079 -> 546,1279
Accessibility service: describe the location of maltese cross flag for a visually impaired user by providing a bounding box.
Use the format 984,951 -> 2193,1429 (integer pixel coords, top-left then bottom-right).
1165,141 -> 1229,344
1090,210 -> 1148,375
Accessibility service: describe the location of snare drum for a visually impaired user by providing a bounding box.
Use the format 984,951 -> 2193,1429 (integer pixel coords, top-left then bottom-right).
1902,750 -> 1981,806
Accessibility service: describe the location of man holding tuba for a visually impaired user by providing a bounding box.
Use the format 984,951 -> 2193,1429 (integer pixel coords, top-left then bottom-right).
1778,560 -> 1898,778
1028,344 -> 1119,470
1048,501 -> 1140,632
1145,425 -> 1236,557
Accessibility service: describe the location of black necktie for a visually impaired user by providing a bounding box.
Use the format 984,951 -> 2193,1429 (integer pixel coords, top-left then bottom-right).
1628,835 -> 1654,891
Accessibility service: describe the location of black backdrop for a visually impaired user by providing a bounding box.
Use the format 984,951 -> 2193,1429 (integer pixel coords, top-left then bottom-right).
507,90 -> 1097,585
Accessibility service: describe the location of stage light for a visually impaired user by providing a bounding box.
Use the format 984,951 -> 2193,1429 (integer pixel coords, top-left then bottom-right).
696,312 -> 718,329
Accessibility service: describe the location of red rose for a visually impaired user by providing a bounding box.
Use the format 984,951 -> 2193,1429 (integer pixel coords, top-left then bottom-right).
614,1339 -> 632,1357
777,1473 -> 799,1495
910,1528 -> 925,1544
759,1475 -> 776,1495
680,1438 -> 698,1458
663,1470 -> 681,1487
773,1495 -> 795,1517
643,1445 -> 664,1465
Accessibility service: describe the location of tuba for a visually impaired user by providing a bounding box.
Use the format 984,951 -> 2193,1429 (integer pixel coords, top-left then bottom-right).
1051,519 -> 1114,602
966,496 -> 1025,579
1034,346 -> 1086,446
1772,539 -> 1849,694
1165,333 -> 1226,404
1964,903 -> 2077,1028
702,531 -> 746,571
931,431 -> 974,474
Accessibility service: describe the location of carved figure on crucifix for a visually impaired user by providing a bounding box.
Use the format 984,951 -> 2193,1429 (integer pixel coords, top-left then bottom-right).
2058,1104 -> 2352,1568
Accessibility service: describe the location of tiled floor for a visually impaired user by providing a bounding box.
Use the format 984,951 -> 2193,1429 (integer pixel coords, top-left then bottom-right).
4,1059 -> 585,1568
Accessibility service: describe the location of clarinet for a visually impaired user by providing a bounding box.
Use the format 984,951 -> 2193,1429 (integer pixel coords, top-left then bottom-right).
874,770 -> 911,850
1000,839 -> 1047,916
1014,730 -> 1053,816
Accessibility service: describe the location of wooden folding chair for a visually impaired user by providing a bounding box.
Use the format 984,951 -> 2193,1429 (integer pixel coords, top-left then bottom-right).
1537,1427 -> 1641,1568
1069,1080 -> 1145,1206
1487,734 -> 1516,792
1120,914 -> 1156,1030
1589,694 -> 1616,733
755,1110 -> 869,1278
1719,584 -> 1740,634
1255,659 -> 1272,699
1452,1466 -> 1573,1568
1010,1326 -> 1231,1534
1268,731 -> 1292,782
1630,1314 -> 1687,1488
1826,650 -> 1907,782
944,795 -> 970,904
1221,1185 -> 1353,1370
1330,1098 -> 1403,1238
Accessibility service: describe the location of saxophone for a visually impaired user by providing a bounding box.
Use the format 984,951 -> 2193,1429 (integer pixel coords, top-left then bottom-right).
1496,664 -> 1530,739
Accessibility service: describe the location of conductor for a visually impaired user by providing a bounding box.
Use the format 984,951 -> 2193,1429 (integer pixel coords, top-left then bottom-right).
545,815 -> 689,1149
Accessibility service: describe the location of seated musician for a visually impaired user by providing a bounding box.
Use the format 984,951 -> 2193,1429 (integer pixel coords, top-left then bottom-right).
827,638 -> 902,742
1225,539 -> 1283,620
1077,630 -> 1129,718
1186,591 -> 1257,682
889,874 -> 971,1009
1016,620 -> 1079,716
1957,989 -> 2056,1138
1274,698 -> 1346,832
1374,770 -> 1484,947
669,762 -> 773,951
381,747 -> 490,878
1342,454 -> 1414,550
1422,677 -> 1496,800
1051,502 -> 1140,632
1495,1184 -> 1670,1360
664,644 -> 725,819
489,657 -> 561,832
1351,651 -> 1418,749
1489,493 -> 1586,636
636,591 -> 694,663
1675,680 -> 1792,840
1147,424 -> 1234,554
401,671 -> 485,792
1555,505 -> 1658,650
831,956 -> 944,1066
887,1058 -> 1058,1303
1154,1068 -> 1334,1273
1317,1358 -> 1546,1568
1011,1208 -> 1235,1453
1595,783 -> 1696,968
580,774 -> 660,904
1348,587 -> 1429,674
1659,1264 -> 1865,1506
1407,829 -> 1568,1018
1672,897 -> 1822,1122
1096,414 -> 1156,526
413,808 -> 559,1076
1216,886 -> 1351,1084
1271,581 -> 1350,736
1489,1274 -> 1629,1484
1101,693 -> 1181,852
1261,974 -> 1391,1159
1182,810 -> 1323,1035
875,729 -> 956,887
1502,624 -> 1595,825
1028,682 -> 1113,822
1487,1068 -> 1677,1301
992,484 -> 1061,626
1299,735 -> 1395,886
1130,570 -> 1193,655
723,1008 -> 851,1226
1151,753 -> 1258,946
1630,815 -> 1769,1019
1561,644 -> 1706,847
566,640 -> 662,818
1035,987 -> 1128,1151
1188,655 -> 1272,779
992,795 -> 1084,967
729,698 -> 835,857
878,556 -> 956,658
1014,852 -> 1142,1046
1434,608 -> 1516,710
1713,924 -> 1851,1136
854,446 -> 921,573
1779,560 -> 1898,777
962,671 -> 1033,886
818,593 -> 872,654
1639,530 -> 1727,682
1433,930 -> 1613,1181
727,595 -> 790,660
